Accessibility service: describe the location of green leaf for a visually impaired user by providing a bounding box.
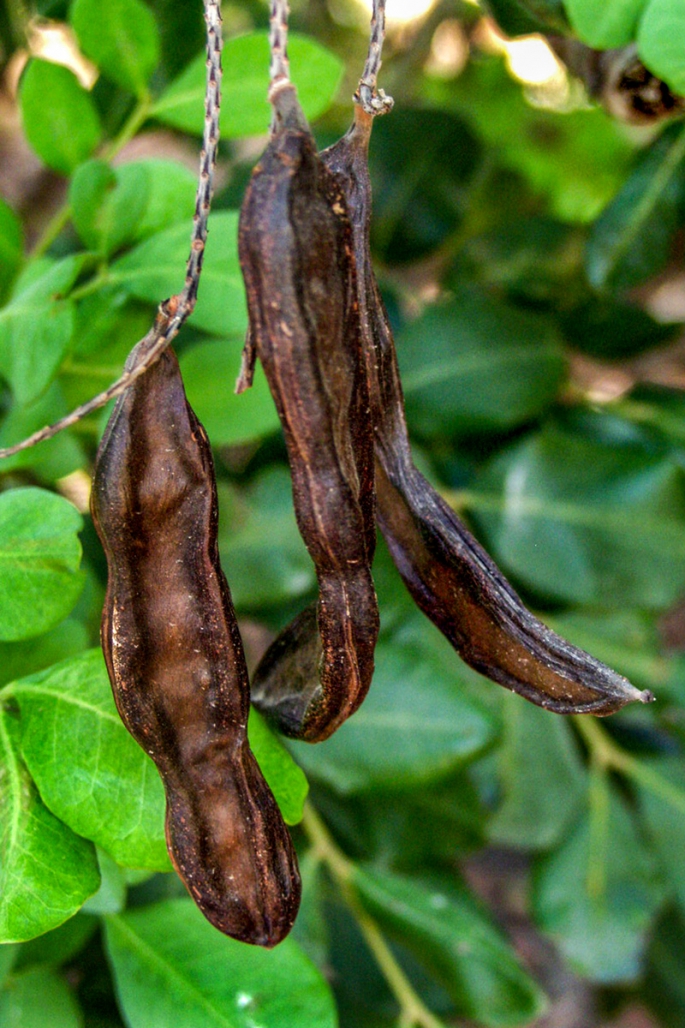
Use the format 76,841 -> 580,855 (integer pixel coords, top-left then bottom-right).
424,57 -> 635,223
153,32 -> 343,137
369,108 -> 482,264
105,897 -> 337,1028
564,0 -> 647,47
247,708 -> 308,826
397,287 -> 565,437
0,945 -> 16,987
12,649 -> 170,871
0,199 -> 23,303
489,694 -> 586,851
67,285 -> 131,360
459,217 -> 583,307
180,338 -> 280,448
354,866 -> 547,1027
635,758 -> 685,913
290,852 -> 329,968
0,488 -> 84,641
0,707 -> 99,944
615,384 -> 685,453
14,912 -> 97,969
123,159 -> 197,241
111,212 -> 246,337
217,468 -> 314,611
0,965 -> 84,1027
0,620 -> 88,690
644,906 -> 685,1028
0,255 -> 85,405
560,296 -> 679,359
289,617 -> 498,794
70,159 -> 150,256
470,422 -> 685,609
638,0 -> 685,93
70,0 -> 160,96
0,382 -> 85,481
586,124 -> 685,293
482,0 -> 570,34
314,768 -> 485,873
82,848 -> 127,915
19,60 -> 101,175
533,783 -> 665,982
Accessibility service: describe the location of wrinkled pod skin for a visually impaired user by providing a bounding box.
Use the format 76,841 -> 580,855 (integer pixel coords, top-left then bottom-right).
91,343 -> 301,946
321,108 -> 653,716
238,82 -> 379,742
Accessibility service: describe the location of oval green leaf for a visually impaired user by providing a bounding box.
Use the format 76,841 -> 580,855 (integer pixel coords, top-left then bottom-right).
70,159 -> 150,256
489,693 -> 586,851
153,32 -> 343,137
638,0 -> 685,93
470,423 -> 685,609
533,784 -> 666,982
0,965 -> 84,1027
0,199 -> 23,303
0,708 -> 99,943
111,211 -> 247,337
354,865 -> 547,1027
247,709 -> 308,826
398,287 -> 565,437
0,488 -> 84,641
70,0 -> 160,96
12,649 -> 170,870
217,469 -> 314,611
0,254 -> 86,405
105,897 -> 337,1028
564,0 -> 647,47
585,124 -> 685,294
289,617 -> 498,794
180,338 -> 280,447
19,60 -> 101,175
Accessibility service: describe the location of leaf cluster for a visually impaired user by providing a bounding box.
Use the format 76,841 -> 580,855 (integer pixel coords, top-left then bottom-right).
2,1 -> 685,1027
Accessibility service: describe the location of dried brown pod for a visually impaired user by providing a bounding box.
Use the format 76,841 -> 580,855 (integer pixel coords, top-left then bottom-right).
549,38 -> 685,124
91,336 -> 300,946
321,107 -> 653,715
237,82 -> 379,742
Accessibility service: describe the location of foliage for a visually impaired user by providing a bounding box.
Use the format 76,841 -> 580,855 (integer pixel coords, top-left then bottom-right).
1,0 -> 685,1026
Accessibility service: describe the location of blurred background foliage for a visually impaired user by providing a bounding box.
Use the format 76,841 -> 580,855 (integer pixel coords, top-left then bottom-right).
2,0 -> 685,1026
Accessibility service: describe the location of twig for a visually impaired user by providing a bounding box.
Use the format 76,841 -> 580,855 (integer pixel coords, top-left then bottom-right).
302,803 -> 448,1028
0,0 -> 223,461
355,0 -> 394,116
269,0 -> 290,91
574,714 -> 685,816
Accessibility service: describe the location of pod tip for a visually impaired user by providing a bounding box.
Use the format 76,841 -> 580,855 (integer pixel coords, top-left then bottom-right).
639,688 -> 656,704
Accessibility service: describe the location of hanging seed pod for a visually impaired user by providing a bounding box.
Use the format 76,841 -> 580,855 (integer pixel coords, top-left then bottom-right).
321,107 -> 653,715
238,82 -> 378,742
91,337 -> 300,946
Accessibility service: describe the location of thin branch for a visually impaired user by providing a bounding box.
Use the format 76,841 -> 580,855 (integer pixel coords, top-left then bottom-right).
0,0 -> 223,462
356,0 -> 394,116
302,803 -> 447,1028
269,0 -> 290,91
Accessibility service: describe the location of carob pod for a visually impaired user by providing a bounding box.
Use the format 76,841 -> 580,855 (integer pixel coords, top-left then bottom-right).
321,108 -> 653,715
91,335 -> 300,946
237,82 -> 378,742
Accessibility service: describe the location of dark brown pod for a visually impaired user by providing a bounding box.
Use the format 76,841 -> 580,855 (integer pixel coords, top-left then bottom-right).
238,83 -> 379,742
548,38 -> 685,125
91,342 -> 300,946
321,109 -> 653,716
